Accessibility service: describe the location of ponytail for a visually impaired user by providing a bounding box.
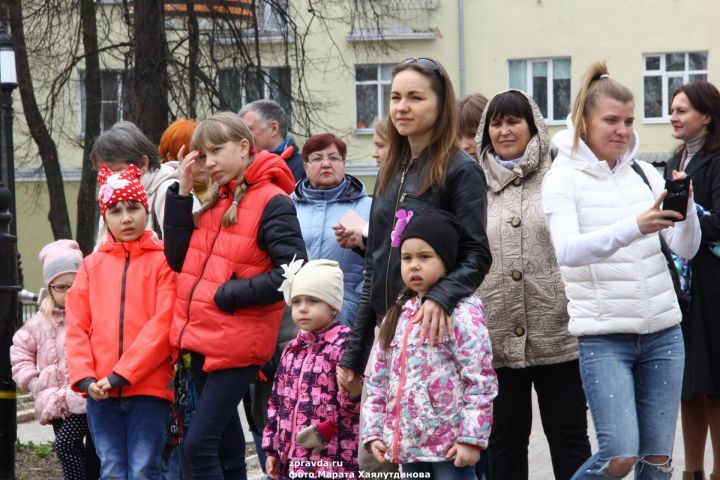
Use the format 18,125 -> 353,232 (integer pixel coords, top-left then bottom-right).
571,61 -> 634,153
378,287 -> 416,351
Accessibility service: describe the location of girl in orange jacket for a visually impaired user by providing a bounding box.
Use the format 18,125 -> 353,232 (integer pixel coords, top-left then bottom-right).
66,165 -> 176,479
163,112 -> 307,479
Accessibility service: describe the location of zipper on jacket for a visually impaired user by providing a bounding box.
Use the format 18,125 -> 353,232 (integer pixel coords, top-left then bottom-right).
176,225 -> 223,348
117,248 -> 131,398
287,341 -> 314,461
384,161 -> 413,311
392,321 -> 414,463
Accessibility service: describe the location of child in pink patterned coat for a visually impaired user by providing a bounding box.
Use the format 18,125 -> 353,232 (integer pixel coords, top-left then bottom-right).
363,209 -> 498,479
263,259 -> 363,479
11,240 -> 91,479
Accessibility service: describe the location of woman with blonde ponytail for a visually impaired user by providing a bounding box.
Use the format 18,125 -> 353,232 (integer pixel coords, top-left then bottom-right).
163,111 -> 307,479
542,62 -> 702,479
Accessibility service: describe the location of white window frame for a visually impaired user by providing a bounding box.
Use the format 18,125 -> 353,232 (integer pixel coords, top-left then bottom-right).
354,64 -> 393,134
642,51 -> 709,124
77,70 -> 128,137
507,57 -> 571,126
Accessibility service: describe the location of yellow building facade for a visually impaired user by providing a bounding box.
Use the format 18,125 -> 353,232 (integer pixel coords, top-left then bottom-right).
12,0 -> 718,290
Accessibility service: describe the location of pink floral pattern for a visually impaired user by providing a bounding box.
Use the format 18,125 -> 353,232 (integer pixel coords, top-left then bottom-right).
263,323 -> 359,478
362,295 -> 497,463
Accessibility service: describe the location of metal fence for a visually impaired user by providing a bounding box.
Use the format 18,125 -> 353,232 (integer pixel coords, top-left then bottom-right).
18,289 -> 39,326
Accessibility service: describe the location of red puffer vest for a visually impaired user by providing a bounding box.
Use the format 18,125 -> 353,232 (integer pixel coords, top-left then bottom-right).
171,151 -> 296,372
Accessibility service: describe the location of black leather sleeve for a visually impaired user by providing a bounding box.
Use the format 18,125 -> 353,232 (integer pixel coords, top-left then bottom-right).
213,195 -> 308,312
163,182 -> 196,272
424,159 -> 493,313
340,208 -> 378,374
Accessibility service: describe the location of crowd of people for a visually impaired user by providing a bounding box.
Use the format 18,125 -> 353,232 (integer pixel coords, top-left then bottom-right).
8,56 -> 720,480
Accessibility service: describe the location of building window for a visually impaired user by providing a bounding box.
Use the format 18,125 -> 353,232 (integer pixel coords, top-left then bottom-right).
217,67 -> 292,115
508,58 -> 571,123
355,64 -> 393,131
78,70 -> 132,135
643,51 -> 708,120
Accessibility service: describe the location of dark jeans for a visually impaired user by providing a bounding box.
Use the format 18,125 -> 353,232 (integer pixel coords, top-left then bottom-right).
183,352 -> 257,480
488,360 -> 591,480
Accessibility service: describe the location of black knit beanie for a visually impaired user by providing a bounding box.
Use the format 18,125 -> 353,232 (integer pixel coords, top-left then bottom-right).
400,209 -> 461,270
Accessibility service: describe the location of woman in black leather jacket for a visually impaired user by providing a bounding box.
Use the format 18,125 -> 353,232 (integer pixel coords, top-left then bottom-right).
337,57 -> 492,421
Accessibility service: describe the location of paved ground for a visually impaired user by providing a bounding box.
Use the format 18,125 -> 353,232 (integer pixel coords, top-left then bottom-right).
18,393 -> 713,479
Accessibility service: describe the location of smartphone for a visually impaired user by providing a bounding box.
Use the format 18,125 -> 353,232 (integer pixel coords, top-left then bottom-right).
662,177 -> 690,221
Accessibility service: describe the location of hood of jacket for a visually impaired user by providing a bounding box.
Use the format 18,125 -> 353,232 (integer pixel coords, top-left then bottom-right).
476,89 -> 550,192
143,161 -> 179,197
293,174 -> 367,203
552,114 -> 640,178
98,230 -> 164,255
243,150 -> 296,194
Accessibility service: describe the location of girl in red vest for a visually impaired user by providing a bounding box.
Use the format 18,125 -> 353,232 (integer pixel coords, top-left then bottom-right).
163,111 -> 308,479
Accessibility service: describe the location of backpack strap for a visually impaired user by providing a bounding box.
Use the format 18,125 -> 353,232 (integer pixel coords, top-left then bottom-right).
630,161 -> 681,296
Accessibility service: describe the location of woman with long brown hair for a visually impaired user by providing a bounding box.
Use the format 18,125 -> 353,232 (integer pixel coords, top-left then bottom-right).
336,57 -> 492,472
666,80 -> 720,480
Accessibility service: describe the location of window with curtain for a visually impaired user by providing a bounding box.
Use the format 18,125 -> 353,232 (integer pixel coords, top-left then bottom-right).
643,51 -> 708,121
355,64 -> 393,131
508,58 -> 571,123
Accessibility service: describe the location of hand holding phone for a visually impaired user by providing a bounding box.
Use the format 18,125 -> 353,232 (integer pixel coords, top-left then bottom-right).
662,177 -> 690,221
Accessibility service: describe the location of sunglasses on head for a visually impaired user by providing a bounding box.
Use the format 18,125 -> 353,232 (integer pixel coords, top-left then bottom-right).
401,57 -> 442,76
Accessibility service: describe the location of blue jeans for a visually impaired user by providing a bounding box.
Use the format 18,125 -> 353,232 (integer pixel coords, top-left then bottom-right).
87,395 -> 170,480
571,325 -> 684,480
183,352 -> 257,480
403,461 -> 477,479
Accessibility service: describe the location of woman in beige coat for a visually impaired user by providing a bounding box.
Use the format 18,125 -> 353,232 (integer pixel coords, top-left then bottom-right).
475,90 -> 590,480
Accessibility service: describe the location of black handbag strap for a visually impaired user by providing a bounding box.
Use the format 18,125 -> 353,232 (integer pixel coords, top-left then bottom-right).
630,161 -> 682,296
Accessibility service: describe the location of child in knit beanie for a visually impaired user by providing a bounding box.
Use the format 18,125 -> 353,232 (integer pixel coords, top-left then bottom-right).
64,163 -> 176,479
11,239 -> 95,478
362,209 -> 498,476
263,259 -> 362,479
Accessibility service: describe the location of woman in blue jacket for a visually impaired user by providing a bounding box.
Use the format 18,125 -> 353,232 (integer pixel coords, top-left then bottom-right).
292,133 -> 372,326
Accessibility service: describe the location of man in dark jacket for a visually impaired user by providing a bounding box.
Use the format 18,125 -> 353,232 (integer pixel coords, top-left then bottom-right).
239,99 -> 305,183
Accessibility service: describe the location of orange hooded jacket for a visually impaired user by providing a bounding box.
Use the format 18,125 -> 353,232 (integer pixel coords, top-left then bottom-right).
66,231 -> 175,402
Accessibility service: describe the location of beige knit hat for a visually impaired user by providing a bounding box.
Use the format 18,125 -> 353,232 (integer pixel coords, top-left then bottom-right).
289,259 -> 344,312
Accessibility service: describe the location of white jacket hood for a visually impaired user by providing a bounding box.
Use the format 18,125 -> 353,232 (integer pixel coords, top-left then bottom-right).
143,161 -> 179,196
552,114 -> 640,178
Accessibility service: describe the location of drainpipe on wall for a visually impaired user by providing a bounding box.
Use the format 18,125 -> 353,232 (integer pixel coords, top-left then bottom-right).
458,0 -> 466,96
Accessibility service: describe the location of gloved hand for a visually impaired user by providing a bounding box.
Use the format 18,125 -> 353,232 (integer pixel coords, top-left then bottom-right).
296,425 -> 325,454
295,421 -> 338,454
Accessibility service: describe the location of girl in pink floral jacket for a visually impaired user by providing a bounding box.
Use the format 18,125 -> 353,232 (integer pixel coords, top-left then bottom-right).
263,259 -> 362,479
363,210 -> 498,478
11,240 -> 93,479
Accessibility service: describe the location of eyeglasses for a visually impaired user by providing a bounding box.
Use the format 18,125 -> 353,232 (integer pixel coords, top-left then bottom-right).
306,154 -> 344,164
400,57 -> 443,82
49,283 -> 72,293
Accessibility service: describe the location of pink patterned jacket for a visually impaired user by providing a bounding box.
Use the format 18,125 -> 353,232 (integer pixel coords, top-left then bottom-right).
263,323 -> 359,478
11,309 -> 86,424
362,295 -> 497,464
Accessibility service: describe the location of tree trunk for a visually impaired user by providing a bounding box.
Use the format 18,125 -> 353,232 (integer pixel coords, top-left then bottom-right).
7,0 -> 72,240
187,2 -> 199,119
76,0 -> 101,255
132,0 -> 169,143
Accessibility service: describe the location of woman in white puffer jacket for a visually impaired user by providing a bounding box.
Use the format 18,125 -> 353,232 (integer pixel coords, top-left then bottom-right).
542,62 -> 701,480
